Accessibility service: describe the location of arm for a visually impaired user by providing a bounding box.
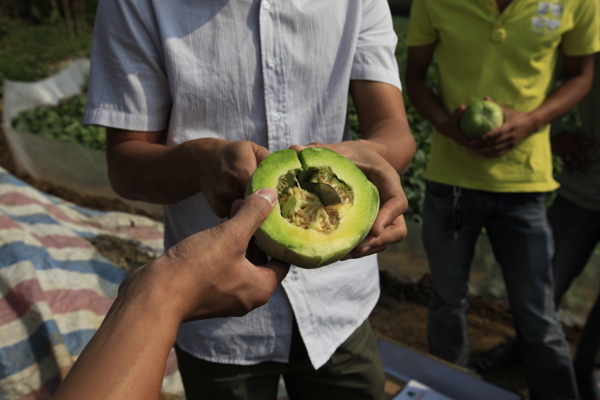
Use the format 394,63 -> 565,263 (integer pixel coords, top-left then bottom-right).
473,54 -> 595,157
52,189 -> 288,400
106,129 -> 270,218
551,130 -> 600,172
292,81 -> 415,259
405,43 -> 471,148
349,80 -> 416,175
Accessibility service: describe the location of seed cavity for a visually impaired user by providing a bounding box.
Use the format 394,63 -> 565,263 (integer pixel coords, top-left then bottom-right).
276,167 -> 353,234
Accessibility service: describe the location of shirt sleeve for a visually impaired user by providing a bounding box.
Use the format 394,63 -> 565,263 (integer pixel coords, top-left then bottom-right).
83,0 -> 171,131
406,0 -> 438,47
351,0 -> 402,91
561,0 -> 600,57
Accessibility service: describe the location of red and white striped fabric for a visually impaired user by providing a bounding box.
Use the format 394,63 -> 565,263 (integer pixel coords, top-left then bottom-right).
0,166 -> 186,399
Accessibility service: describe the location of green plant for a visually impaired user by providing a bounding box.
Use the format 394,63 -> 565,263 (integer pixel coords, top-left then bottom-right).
11,93 -> 106,151
0,18 -> 92,89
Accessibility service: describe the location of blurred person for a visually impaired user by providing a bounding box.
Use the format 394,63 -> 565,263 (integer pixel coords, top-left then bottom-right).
550,51 -> 600,400
404,0 -> 599,399
482,52 -> 600,400
84,1 -> 416,399
52,188 -> 290,400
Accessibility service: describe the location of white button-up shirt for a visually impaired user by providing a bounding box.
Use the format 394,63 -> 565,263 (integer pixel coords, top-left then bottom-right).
85,0 -> 401,369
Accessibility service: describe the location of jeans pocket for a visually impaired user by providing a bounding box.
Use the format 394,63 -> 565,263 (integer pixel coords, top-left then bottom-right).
504,192 -> 546,208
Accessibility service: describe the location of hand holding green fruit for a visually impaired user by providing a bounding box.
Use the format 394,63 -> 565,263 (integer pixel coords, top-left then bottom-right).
459,100 -> 504,139
471,97 -> 539,158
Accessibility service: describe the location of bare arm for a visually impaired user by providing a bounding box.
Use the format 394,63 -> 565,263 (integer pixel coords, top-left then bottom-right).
106,129 -> 270,217
405,43 -> 471,148
349,80 -> 416,175
52,189 -> 288,400
530,55 -> 595,132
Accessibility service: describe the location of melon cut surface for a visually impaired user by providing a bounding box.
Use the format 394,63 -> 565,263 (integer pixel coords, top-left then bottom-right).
245,147 -> 379,269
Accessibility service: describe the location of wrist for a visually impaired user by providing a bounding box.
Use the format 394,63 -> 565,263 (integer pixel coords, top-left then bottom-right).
181,137 -> 227,193
432,114 -> 452,135
119,260 -> 188,327
526,110 -> 546,133
356,138 -> 383,156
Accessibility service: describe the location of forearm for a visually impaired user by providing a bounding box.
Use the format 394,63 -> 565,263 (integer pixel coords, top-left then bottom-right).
53,280 -> 179,400
107,139 -> 195,203
405,78 -> 450,133
349,80 -> 416,175
359,118 -> 415,175
529,73 -> 593,132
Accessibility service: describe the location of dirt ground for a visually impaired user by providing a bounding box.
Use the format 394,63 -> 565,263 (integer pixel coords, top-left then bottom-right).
0,121 -> 583,400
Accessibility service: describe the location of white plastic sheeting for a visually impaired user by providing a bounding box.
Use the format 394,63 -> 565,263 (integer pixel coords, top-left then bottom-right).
2,59 -> 162,216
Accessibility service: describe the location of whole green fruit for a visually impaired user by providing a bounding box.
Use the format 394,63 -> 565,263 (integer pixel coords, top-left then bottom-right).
459,100 -> 504,139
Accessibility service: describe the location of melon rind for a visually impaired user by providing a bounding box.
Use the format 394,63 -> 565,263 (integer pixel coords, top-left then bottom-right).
245,147 -> 380,269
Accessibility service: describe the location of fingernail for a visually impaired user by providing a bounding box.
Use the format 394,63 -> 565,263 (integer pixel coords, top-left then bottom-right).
256,188 -> 277,207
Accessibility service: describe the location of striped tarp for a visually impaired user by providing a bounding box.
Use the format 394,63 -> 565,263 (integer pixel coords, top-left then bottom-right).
0,166 -> 186,399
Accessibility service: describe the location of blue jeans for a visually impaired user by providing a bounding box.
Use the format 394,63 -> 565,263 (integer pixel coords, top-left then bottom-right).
422,181 -> 577,400
549,196 -> 600,376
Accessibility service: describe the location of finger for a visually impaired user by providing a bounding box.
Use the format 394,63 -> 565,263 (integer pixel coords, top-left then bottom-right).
257,260 -> 290,287
290,142 -> 324,153
342,244 -> 388,261
225,188 -> 277,242
480,125 -> 508,142
364,215 -> 408,250
473,136 -> 513,155
452,105 -> 467,124
255,146 -> 271,165
230,198 -> 244,218
370,191 -> 407,237
346,214 -> 407,262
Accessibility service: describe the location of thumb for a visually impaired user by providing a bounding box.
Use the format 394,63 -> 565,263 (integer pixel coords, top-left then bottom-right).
226,188 -> 278,241
289,144 -> 306,153
452,105 -> 466,124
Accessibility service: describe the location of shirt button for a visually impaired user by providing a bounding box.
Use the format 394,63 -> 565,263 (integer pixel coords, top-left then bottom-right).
262,1 -> 271,11
271,112 -> 282,122
266,57 -> 277,68
490,28 -> 506,43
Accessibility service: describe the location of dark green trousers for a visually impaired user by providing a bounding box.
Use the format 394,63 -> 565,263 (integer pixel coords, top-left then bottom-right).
174,319 -> 385,400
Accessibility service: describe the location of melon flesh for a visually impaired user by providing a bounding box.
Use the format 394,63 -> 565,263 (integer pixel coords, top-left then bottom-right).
245,147 -> 379,269
278,167 -> 352,234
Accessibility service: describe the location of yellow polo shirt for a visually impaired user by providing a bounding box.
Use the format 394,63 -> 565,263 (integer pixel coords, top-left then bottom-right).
407,0 -> 600,192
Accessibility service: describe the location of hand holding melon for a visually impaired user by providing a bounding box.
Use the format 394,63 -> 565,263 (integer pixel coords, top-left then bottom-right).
459,100 -> 504,139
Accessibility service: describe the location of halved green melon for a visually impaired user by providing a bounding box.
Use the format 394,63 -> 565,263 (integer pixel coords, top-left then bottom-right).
245,147 -> 379,269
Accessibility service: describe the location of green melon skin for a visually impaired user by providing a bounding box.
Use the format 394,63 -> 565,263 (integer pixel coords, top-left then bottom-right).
459,100 -> 504,139
245,147 -> 380,269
